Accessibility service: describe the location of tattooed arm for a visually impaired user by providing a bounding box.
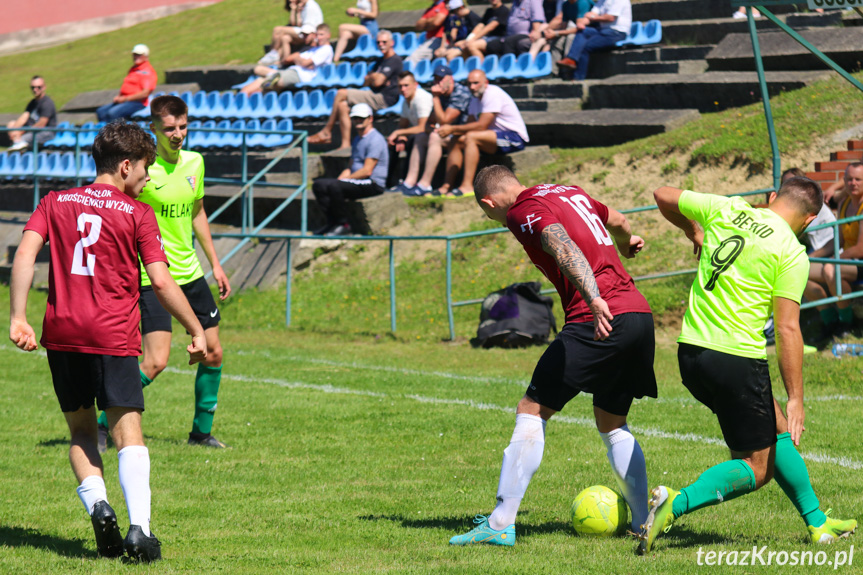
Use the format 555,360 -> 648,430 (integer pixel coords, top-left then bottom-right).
541,223 -> 614,340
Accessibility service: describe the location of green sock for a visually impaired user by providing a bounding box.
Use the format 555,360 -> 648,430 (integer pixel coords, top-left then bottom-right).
672,459 -> 756,518
838,307 -> 854,325
820,307 -> 838,326
773,432 -> 826,528
192,364 -> 222,435
96,370 -> 152,429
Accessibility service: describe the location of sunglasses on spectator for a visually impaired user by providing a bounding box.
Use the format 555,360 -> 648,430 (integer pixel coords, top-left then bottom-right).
377,40 -> 390,45
31,85 -> 44,91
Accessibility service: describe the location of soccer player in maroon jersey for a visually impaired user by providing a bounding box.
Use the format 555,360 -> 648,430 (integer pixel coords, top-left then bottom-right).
9,121 -> 207,563
450,165 -> 656,547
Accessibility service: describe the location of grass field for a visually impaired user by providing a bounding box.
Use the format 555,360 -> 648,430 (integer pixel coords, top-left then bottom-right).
1,285 -> 860,574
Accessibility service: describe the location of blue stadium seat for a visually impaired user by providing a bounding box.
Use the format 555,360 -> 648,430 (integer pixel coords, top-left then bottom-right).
481,54 -> 500,80
616,21 -> 643,47
259,92 -> 279,119
449,57 -> 465,82
49,152 -> 72,179
3,152 -> 20,179
494,53 -> 517,81
343,34 -> 372,60
307,90 -> 329,118
43,122 -> 74,148
276,91 -> 294,118
417,31 -> 427,45
131,106 -> 150,118
235,93 -> 252,119
305,63 -> 334,88
323,88 -> 338,112
189,90 -> 208,117
193,120 -> 216,148
268,119 -> 295,147
186,120 -> 203,149
376,95 -> 404,117
0,153 -> 9,178
510,53 -> 532,80
345,61 -> 368,87
34,152 -> 54,179
203,120 -> 229,148
413,59 -> 432,84
231,74 -> 261,90
292,90 -> 312,118
240,119 -> 261,147
522,52 -> 552,79
13,152 -> 32,179
326,62 -> 352,88
78,154 -> 96,179
403,60 -> 415,75
637,20 -> 662,45
248,92 -> 270,119
78,122 -> 99,149
227,120 -> 248,148
394,31 -> 414,57
247,119 -> 270,148
462,56 -> 482,81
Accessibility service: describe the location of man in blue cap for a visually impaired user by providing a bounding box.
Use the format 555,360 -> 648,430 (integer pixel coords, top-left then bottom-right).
392,64 -> 473,196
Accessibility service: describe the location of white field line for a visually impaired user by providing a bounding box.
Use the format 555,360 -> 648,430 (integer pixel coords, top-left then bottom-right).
163,367 -> 863,471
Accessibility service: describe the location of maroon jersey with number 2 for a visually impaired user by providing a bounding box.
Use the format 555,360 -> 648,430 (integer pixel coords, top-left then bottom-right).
506,184 -> 651,324
23,184 -> 167,356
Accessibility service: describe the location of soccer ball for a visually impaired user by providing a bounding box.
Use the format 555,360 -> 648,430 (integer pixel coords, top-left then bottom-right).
570,485 -> 627,537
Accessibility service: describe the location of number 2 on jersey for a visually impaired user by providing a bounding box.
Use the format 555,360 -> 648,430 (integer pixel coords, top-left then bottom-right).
559,195 -> 613,246
704,235 -> 745,291
71,213 -> 103,276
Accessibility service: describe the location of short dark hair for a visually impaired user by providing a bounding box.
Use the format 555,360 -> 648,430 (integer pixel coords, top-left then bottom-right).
777,176 -> 823,217
317,23 -> 330,33
781,167 -> 805,182
398,71 -> 416,81
31,75 -> 44,82
150,94 -> 188,121
474,164 -> 520,202
92,120 -> 156,175
846,162 -> 863,174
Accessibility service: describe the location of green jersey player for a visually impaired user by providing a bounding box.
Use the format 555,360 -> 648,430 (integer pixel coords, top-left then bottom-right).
98,95 -> 232,449
639,178 -> 856,554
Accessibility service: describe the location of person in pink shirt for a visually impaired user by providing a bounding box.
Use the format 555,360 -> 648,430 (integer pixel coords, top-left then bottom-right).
97,44 -> 158,122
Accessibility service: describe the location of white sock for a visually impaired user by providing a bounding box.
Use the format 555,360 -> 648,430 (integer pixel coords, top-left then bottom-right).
76,475 -> 108,515
488,414 -> 546,531
118,446 -> 151,537
599,425 -> 648,531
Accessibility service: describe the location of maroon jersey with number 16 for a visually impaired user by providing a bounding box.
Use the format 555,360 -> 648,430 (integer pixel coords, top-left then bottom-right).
23,184 -> 167,356
506,183 -> 651,324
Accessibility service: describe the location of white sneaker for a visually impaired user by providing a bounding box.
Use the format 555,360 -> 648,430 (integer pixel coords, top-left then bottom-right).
7,140 -> 28,151
258,49 -> 280,66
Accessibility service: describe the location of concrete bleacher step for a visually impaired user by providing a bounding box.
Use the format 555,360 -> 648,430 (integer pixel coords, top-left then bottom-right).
630,0 -> 797,22
61,84 -> 201,113
522,109 -> 700,148
585,71 -> 831,113
660,12 -> 842,46
511,98 -> 582,113
707,28 -> 863,72
165,66 -> 252,92
626,60 -> 706,74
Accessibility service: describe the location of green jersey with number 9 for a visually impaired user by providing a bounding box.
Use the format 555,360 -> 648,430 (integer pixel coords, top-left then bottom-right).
677,190 -> 809,359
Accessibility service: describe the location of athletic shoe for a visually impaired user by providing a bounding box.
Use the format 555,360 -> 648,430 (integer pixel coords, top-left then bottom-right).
124,525 -> 162,563
188,432 -> 230,448
91,500 -> 125,558
261,73 -> 280,91
7,141 -> 28,152
257,49 -> 280,66
325,223 -> 351,236
449,515 -> 515,546
557,57 -> 577,69
808,510 -> 857,544
97,423 -> 109,454
637,486 -> 679,555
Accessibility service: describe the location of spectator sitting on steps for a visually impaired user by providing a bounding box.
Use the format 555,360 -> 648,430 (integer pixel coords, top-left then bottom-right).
435,0 -> 482,60
333,0 -> 379,62
405,0 -> 450,64
435,69 -> 529,198
445,0 -> 510,62
241,24 -> 333,95
312,103 -> 390,236
464,0 -> 545,62
6,75 -> 57,152
259,0 -> 325,66
556,0 -> 631,81
386,71 -> 433,190
96,45 -> 158,122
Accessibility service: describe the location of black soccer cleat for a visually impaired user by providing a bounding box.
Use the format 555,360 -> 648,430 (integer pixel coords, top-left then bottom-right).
97,424 -> 109,454
188,432 -> 230,448
90,500 -> 124,558
124,524 -> 162,563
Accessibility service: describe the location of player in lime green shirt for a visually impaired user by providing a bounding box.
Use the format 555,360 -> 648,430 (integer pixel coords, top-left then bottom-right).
639,178 -> 856,553
98,96 -> 232,449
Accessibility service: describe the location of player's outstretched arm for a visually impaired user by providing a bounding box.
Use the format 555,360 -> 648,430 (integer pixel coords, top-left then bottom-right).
654,186 -> 703,258
145,261 -> 207,365
605,207 -> 644,259
774,295 -> 805,446
540,223 -> 613,340
192,199 -> 232,300
8,230 -> 43,352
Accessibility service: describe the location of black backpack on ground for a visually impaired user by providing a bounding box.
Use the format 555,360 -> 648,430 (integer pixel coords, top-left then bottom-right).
471,282 -> 557,349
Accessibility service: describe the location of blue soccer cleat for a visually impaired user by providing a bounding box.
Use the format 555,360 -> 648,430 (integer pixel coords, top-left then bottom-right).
449,515 -> 515,546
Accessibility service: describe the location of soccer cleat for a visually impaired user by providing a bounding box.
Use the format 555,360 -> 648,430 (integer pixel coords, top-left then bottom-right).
808,510 -> 857,544
449,515 -> 515,546
637,486 -> 679,555
188,432 -> 230,448
97,424 -> 109,454
90,500 -> 124,558
261,73 -> 280,91
124,525 -> 162,563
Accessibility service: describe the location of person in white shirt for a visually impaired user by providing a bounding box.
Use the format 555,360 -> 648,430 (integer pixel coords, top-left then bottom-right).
242,24 -> 333,94
556,0 -> 631,80
387,71 -> 433,190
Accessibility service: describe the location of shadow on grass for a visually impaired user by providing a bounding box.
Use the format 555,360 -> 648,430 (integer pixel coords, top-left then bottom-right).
0,526 -> 93,558
659,524 -> 732,549
37,438 -> 69,448
358,514 -> 572,538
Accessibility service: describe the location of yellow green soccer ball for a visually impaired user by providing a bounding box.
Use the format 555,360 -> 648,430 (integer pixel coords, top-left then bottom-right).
570,485 -> 627,537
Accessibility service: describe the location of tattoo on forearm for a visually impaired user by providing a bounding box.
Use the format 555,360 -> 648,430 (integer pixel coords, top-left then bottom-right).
541,223 -> 601,304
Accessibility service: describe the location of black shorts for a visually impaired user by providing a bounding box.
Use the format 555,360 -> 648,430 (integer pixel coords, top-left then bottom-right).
485,34 -> 531,56
140,276 -> 220,334
527,312 -> 657,415
47,350 -> 144,413
678,343 -> 776,452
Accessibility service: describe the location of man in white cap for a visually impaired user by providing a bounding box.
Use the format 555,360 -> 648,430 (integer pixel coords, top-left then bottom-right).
97,45 -> 158,122
311,103 -> 389,236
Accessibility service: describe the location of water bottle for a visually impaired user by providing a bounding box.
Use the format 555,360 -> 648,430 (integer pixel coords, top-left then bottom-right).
831,343 -> 863,357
